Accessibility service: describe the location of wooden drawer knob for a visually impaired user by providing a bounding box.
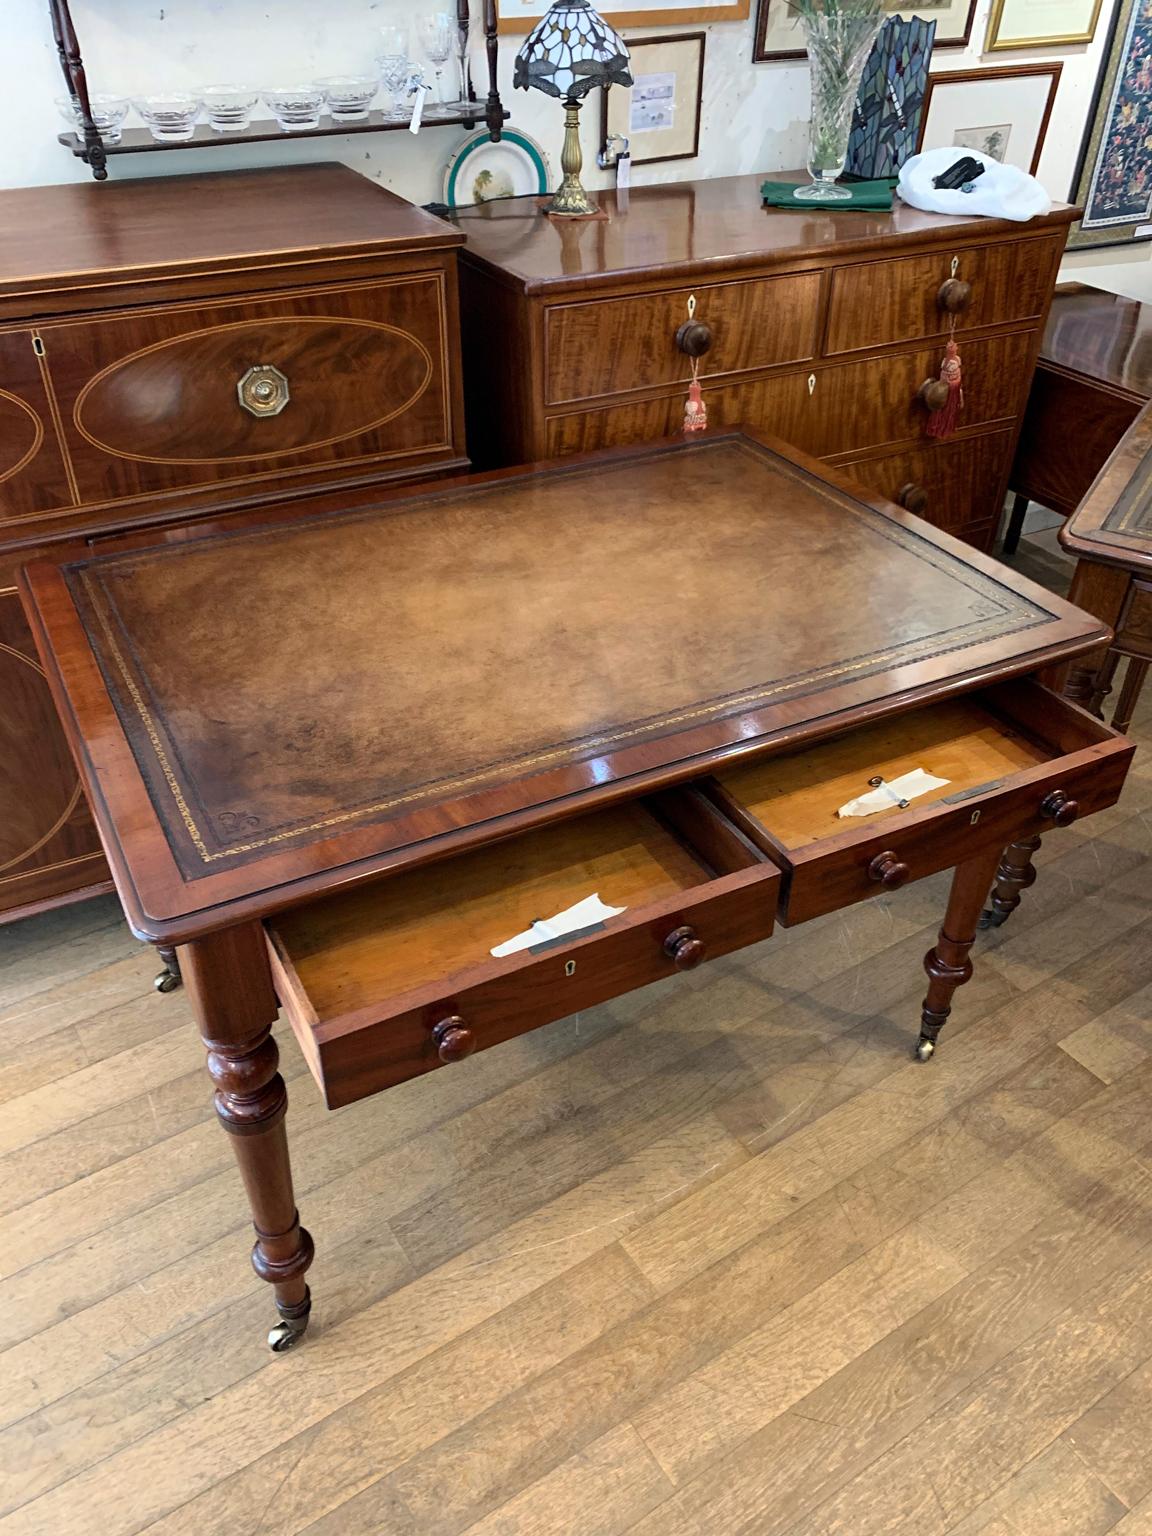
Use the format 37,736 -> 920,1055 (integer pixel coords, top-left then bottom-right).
675,319 -> 713,358
897,483 -> 928,514
431,1016 -> 475,1063
868,850 -> 910,889
918,378 -> 950,412
1040,790 -> 1078,827
937,278 -> 972,314
663,924 -> 706,969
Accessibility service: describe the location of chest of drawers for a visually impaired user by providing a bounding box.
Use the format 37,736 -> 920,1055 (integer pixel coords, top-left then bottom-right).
451,176 -> 1074,551
0,164 -> 466,925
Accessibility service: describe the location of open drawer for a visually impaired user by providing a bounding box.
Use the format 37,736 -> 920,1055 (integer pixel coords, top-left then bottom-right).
703,681 -> 1133,927
266,788 -> 780,1108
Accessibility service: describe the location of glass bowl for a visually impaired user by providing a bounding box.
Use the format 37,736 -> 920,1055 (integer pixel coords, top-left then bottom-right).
200,85 -> 259,133
55,93 -> 130,145
134,93 -> 201,142
263,86 -> 325,131
315,76 -> 378,123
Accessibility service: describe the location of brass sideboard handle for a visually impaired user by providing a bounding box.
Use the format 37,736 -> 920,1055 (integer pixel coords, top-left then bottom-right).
1040,790 -> 1078,827
238,363 -> 290,418
431,1015 -> 475,1062
675,319 -> 713,358
663,924 -> 706,969
897,482 -> 928,514
918,378 -> 950,412
937,278 -> 972,314
868,851 -> 910,889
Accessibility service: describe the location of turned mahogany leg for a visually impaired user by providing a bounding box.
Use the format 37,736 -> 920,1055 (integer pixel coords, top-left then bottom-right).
153,943 -> 183,994
917,846 -> 1004,1062
978,834 -> 1042,931
184,924 -> 314,1351
1002,493 -> 1028,556
1112,657 -> 1149,734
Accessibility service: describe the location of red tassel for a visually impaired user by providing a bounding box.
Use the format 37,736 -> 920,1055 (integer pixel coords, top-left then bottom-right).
926,337 -> 963,440
683,376 -> 707,433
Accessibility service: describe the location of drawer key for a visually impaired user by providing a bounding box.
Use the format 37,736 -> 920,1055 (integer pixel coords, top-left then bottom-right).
663,925 -> 707,970
431,1015 -> 476,1063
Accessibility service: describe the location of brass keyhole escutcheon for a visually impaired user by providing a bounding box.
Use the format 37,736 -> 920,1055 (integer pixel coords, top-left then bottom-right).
238,364 -> 290,418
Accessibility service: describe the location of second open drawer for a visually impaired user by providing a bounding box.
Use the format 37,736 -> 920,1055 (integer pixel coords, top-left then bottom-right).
266,787 -> 780,1108
703,681 -> 1133,926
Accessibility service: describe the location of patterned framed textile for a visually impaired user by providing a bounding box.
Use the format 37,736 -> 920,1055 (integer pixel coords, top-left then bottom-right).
1067,0 -> 1152,251
846,15 -> 936,179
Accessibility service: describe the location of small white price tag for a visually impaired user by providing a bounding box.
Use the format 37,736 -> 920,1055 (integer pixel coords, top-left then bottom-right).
409,84 -> 428,134
616,151 -> 631,191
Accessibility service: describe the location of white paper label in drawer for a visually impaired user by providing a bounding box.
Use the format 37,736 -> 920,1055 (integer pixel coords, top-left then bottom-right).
837,768 -> 950,818
491,893 -> 627,957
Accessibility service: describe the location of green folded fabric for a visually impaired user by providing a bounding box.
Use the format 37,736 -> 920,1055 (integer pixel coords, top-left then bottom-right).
760,178 -> 894,211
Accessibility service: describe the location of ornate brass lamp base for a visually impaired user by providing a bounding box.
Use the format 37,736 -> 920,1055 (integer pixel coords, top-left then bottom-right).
545,97 -> 597,218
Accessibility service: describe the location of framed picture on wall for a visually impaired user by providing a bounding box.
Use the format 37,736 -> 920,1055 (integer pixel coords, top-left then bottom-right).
916,62 -> 1062,175
601,32 -> 705,164
753,0 -> 975,63
1067,0 -> 1152,251
501,0 -> 747,32
984,0 -> 1104,49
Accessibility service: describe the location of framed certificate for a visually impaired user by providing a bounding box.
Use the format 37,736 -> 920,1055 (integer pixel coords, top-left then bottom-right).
985,0 -> 1104,48
601,32 -> 706,165
753,0 -> 975,62
917,62 -> 1062,176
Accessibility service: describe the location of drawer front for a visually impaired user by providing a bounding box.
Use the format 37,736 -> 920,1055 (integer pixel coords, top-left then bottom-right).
0,330 -> 77,524
1119,581 -> 1152,661
0,586 -> 108,918
825,235 -> 1062,356
285,866 -> 777,1108
40,274 -> 458,507
544,330 -> 1034,462
708,686 -> 1132,927
544,272 -> 822,405
840,428 -> 1016,538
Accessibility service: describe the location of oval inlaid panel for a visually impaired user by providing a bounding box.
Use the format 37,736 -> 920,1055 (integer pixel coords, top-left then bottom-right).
74,318 -> 434,465
0,640 -> 80,875
0,390 -> 44,486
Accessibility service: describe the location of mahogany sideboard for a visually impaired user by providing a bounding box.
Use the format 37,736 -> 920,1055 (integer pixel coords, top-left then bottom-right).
1056,401 -> 1152,731
1005,284 -> 1152,554
450,176 -> 1075,551
21,431 -> 1129,1351
0,162 -> 466,927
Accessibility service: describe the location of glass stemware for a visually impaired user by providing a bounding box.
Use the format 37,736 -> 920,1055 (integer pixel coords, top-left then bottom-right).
418,13 -> 455,113
377,27 -> 412,120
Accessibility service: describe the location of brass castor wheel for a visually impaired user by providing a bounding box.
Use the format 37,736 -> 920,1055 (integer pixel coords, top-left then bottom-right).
914,1037 -> 936,1062
154,968 -> 181,994
268,1318 -> 307,1352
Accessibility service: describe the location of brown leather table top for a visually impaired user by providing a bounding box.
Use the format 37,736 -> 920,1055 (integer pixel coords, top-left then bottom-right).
22,433 -> 1110,940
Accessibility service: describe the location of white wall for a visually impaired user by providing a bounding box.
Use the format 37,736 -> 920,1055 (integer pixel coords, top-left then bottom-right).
3,0 -> 1149,297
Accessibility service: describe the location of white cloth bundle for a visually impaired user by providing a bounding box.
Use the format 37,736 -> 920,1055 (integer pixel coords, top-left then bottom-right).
897,147 -> 1052,223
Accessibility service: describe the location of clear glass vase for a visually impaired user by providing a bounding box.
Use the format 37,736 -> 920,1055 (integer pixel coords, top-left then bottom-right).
797,10 -> 884,201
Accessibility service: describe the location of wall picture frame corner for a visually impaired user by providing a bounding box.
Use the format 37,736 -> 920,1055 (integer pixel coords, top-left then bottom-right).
983,0 -> 1104,51
917,60 -> 1063,177
1067,0 -> 1152,251
753,0 -> 977,63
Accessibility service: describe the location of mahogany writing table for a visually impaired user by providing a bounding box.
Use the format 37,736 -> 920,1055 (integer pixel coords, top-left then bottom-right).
19,432 -> 1132,1351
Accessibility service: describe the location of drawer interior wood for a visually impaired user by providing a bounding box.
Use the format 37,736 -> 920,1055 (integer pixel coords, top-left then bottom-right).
712,697 -> 1055,852
271,797 -> 748,1018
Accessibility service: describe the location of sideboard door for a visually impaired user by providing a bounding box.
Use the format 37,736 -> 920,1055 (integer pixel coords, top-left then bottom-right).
0,588 -> 108,918
0,330 -> 77,525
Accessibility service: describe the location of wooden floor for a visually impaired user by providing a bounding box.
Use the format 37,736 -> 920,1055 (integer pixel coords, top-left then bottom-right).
3,515 -> 1152,1536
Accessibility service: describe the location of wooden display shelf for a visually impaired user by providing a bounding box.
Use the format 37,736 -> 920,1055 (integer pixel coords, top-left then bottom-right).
46,0 -> 506,178
57,105 -> 507,160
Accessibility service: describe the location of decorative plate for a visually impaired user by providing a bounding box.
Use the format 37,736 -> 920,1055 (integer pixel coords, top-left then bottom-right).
443,128 -> 550,207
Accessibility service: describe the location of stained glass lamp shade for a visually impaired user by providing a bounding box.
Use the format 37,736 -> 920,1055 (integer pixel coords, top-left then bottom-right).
514,0 -> 632,216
